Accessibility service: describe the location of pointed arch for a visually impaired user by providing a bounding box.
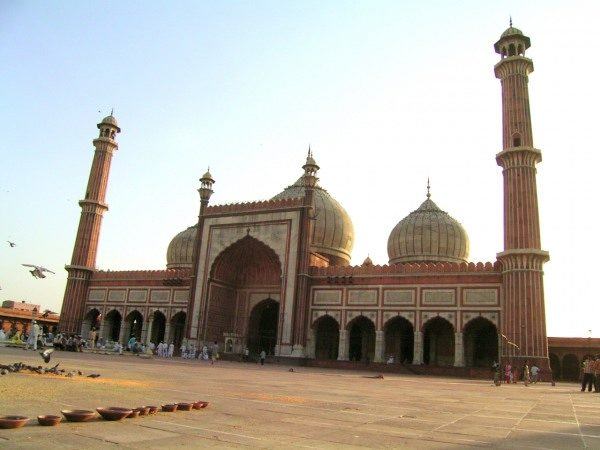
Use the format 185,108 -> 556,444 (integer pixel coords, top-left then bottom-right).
384,315 -> 414,364
346,315 -> 375,362
313,315 -> 339,360
463,316 -> 498,367
423,316 -> 454,366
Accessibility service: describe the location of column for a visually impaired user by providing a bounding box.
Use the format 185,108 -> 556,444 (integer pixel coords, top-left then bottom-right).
454,332 -> 465,367
306,328 -> 316,359
119,321 -> 127,345
337,330 -> 349,361
374,330 -> 385,363
164,323 -> 171,344
145,318 -> 154,345
140,319 -> 149,344
413,331 -> 423,364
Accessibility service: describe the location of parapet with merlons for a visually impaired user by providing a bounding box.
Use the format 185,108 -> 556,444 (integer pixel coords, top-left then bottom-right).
90,268 -> 191,286
310,261 -> 501,277
204,197 -> 304,216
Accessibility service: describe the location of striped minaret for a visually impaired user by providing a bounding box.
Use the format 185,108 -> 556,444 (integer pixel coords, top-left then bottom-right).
494,24 -> 550,374
58,115 -> 120,333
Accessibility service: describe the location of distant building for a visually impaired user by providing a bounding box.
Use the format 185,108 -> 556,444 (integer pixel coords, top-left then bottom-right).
57,24 -> 583,379
0,300 -> 59,335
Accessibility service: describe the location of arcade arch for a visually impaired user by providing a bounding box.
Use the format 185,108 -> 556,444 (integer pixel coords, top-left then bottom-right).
170,311 -> 186,353
104,309 -> 121,342
463,317 -> 498,368
150,311 -> 166,344
423,317 -> 454,366
81,308 -> 101,339
347,316 -> 375,363
313,315 -> 339,360
125,310 -> 143,342
384,316 -> 414,364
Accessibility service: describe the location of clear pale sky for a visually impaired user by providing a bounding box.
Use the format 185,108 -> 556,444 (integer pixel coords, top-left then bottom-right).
1,1 -> 598,337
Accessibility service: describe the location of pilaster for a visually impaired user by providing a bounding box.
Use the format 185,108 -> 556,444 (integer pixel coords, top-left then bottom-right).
374,330 -> 385,363
413,331 -> 423,365
337,330 -> 349,361
454,332 -> 465,367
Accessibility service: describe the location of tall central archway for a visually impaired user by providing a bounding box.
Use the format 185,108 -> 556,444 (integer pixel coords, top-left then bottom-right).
247,299 -> 279,355
206,236 -> 282,350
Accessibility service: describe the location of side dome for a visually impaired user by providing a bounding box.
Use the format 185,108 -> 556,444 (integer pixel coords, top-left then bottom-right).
272,159 -> 354,266
387,194 -> 469,265
166,225 -> 196,269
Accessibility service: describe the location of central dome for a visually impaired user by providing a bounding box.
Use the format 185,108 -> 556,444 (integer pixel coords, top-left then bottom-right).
272,163 -> 353,266
387,193 -> 469,265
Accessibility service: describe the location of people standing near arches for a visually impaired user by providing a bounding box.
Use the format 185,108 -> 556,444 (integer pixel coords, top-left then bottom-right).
582,357 -> 594,392
260,349 -> 266,366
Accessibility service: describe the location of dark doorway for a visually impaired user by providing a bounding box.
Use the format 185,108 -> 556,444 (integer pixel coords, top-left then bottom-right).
549,353 -> 561,380
464,317 -> 498,367
105,310 -> 121,342
384,316 -> 414,364
126,310 -> 143,342
423,317 -> 454,366
562,354 -> 580,381
348,316 -> 375,362
248,299 -> 279,355
314,315 -> 339,360
151,311 -> 166,344
170,312 -> 186,354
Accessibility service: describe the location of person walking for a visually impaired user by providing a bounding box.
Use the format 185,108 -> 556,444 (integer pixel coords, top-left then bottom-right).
504,364 -> 512,384
168,342 -> 174,358
530,364 -> 539,383
582,357 -> 594,392
260,349 -> 266,366
523,361 -> 531,387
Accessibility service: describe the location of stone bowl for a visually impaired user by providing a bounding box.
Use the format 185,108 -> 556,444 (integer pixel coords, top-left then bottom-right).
61,410 -> 96,422
96,407 -> 132,421
37,415 -> 61,426
193,401 -> 209,409
161,404 -> 177,412
135,406 -> 150,416
177,403 -> 193,411
127,409 -> 140,418
145,406 -> 159,415
0,416 -> 29,429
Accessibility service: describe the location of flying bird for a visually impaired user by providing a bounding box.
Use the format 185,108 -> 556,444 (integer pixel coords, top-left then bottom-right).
40,348 -> 54,364
7,241 -> 15,247
22,264 -> 55,279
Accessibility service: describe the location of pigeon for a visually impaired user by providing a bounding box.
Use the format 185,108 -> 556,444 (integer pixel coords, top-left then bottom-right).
288,368 -> 294,372
66,372 -> 74,378
0,369 -> 6,375
7,241 -> 15,247
40,348 -> 54,363
77,370 -> 82,376
22,264 -> 55,279
87,373 -> 101,378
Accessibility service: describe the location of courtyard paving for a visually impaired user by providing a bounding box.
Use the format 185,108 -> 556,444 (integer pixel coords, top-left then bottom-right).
0,347 -> 599,449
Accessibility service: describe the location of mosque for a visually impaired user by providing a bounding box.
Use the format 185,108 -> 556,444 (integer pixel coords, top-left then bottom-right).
58,25 -> 553,377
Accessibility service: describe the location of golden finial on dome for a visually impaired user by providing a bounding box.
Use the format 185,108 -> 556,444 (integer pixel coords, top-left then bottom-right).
426,178 -> 431,199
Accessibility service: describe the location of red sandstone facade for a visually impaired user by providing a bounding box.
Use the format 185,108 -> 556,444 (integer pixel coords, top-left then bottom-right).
57,25 -> 561,377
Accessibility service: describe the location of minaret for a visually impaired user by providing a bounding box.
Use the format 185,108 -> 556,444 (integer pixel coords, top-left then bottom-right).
291,148 -> 318,356
59,115 -> 121,333
494,24 -> 550,372
185,169 -> 214,342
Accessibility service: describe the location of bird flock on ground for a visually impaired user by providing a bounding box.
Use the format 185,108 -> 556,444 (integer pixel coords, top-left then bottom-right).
0,348 -> 100,378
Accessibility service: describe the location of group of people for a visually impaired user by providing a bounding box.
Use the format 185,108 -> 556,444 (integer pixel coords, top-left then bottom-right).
490,361 -> 541,386
581,356 -> 600,392
180,341 -> 220,363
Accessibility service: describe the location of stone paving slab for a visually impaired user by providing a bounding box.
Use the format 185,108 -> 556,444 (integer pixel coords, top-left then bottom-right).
1,347 -> 599,449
